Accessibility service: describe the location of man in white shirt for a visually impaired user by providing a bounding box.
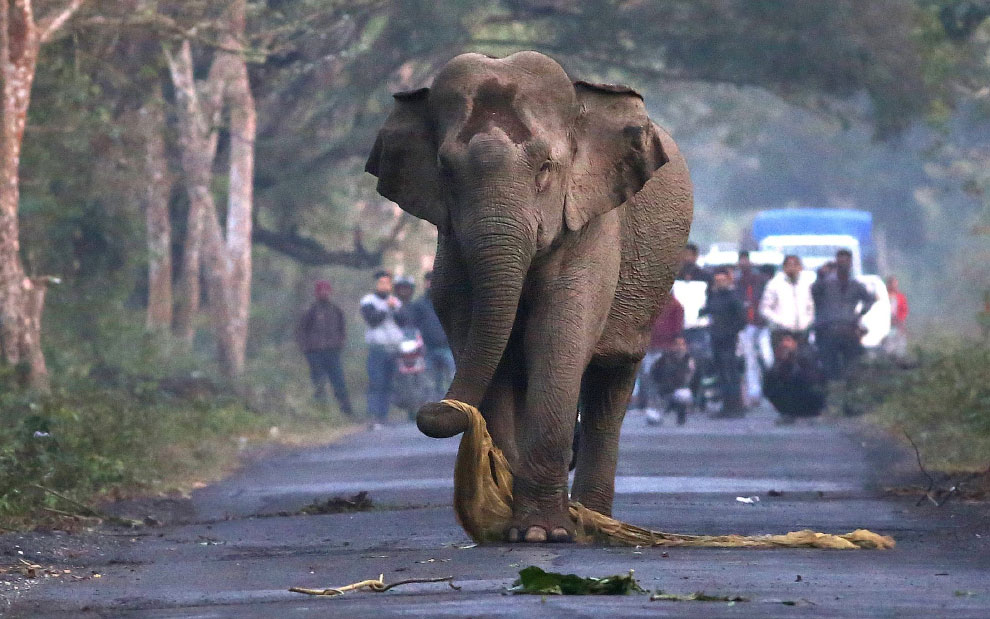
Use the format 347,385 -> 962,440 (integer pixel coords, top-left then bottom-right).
760,255 -> 815,341
360,270 -> 405,428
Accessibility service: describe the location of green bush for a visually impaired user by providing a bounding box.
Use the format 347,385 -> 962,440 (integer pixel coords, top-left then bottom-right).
0,372 -> 264,526
868,343 -> 990,471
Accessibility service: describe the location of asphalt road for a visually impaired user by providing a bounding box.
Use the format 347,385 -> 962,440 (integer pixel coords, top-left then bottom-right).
3,406 -> 989,617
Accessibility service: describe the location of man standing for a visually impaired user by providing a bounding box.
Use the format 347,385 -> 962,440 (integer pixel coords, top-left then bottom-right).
736,250 -> 769,407
701,268 -> 746,417
410,271 -> 455,401
676,243 -> 713,286
760,254 -> 816,341
296,280 -> 353,416
360,270 -> 404,429
812,249 -> 875,381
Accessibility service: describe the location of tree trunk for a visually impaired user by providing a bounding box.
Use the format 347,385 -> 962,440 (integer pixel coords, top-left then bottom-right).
165,0 -> 256,377
166,39 -> 222,345
0,0 -> 85,388
139,91 -> 173,331
22,275 -> 47,385
0,16 -> 38,379
220,48 -> 255,377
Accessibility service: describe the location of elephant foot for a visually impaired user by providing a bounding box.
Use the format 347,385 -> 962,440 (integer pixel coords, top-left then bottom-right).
415,401 -> 469,438
506,524 -> 573,543
506,478 -> 574,543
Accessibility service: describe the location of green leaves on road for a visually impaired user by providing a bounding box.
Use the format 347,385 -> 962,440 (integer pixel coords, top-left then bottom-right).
509,566 -> 751,603
509,566 -> 645,595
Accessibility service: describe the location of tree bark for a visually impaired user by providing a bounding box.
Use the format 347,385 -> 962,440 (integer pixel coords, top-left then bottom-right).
139,89 -> 173,331
220,31 -> 255,376
0,0 -> 85,389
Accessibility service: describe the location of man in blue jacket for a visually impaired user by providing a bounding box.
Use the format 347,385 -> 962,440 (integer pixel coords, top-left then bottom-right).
409,271 -> 454,401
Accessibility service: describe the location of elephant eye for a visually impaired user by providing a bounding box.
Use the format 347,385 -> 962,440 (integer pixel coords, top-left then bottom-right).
536,160 -> 552,192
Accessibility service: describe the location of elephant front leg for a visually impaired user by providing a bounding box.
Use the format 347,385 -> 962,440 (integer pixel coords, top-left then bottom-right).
507,305 -> 598,543
571,361 -> 639,516
508,370 -> 580,543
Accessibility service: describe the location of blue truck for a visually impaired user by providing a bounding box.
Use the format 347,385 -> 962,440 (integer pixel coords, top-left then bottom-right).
750,208 -> 876,275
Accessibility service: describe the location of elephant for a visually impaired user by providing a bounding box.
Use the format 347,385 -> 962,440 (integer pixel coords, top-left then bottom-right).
365,51 -> 693,543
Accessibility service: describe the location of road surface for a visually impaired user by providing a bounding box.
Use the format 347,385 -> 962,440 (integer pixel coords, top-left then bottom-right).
3,406 -> 988,617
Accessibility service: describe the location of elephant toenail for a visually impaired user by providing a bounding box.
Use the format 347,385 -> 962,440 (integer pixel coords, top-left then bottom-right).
524,527 -> 548,543
548,527 -> 573,543
507,527 -> 521,543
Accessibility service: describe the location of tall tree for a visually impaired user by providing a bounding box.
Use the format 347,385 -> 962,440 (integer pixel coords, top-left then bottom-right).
166,0 -> 255,377
0,0 -> 85,388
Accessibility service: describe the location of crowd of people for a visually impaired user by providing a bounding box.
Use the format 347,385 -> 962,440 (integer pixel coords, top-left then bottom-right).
296,243 -> 908,430
294,270 -> 453,430
634,243 -> 909,425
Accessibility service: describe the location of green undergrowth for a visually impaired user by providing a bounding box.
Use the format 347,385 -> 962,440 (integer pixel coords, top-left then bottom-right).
0,364 -> 350,530
861,341 -> 990,472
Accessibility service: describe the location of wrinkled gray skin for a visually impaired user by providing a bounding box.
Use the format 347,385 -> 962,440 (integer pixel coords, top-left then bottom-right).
366,52 -> 692,543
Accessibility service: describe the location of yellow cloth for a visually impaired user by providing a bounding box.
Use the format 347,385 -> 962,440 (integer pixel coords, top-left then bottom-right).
444,399 -> 894,549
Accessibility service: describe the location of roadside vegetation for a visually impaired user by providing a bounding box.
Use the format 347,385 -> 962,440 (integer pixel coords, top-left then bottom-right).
0,314 -> 356,530
862,341 -> 990,472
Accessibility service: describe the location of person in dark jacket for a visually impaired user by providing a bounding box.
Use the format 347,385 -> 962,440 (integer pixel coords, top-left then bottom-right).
811,249 -> 875,381
409,271 -> 455,401
296,280 -> 353,415
676,243 -> 713,286
763,331 -> 826,424
648,334 -> 695,426
701,268 -> 746,417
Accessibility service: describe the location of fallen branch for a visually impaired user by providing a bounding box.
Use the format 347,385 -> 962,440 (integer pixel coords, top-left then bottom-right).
31,484 -> 143,527
40,506 -> 99,521
903,432 -> 955,507
31,484 -> 102,518
290,574 -> 457,596
253,215 -> 411,268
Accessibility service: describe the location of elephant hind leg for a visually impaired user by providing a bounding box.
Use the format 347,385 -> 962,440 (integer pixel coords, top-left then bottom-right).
570,360 -> 639,516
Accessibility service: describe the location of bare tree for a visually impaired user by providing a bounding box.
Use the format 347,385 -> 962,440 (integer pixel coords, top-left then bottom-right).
0,0 -> 86,388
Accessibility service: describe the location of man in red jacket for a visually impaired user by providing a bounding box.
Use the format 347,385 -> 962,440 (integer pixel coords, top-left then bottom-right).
883,275 -> 909,359
631,297 -> 684,414
296,280 -> 353,415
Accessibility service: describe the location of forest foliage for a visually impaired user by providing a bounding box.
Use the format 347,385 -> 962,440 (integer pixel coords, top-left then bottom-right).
0,0 -> 988,523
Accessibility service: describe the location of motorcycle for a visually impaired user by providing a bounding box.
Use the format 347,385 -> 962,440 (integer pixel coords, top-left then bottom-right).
392,331 -> 431,421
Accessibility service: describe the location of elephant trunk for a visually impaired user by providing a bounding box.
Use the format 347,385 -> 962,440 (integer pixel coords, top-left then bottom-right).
416,214 -> 535,438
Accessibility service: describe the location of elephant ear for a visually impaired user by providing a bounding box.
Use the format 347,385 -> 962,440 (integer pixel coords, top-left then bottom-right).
365,88 -> 449,233
565,81 -> 669,232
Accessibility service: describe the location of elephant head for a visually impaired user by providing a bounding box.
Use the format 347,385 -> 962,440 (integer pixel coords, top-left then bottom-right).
366,52 -> 668,437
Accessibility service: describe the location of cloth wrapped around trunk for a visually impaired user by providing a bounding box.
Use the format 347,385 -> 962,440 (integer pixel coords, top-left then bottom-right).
443,399 -> 894,549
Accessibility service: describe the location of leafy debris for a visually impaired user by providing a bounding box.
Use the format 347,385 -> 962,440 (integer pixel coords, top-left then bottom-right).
298,491 -> 373,515
509,566 -> 645,595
